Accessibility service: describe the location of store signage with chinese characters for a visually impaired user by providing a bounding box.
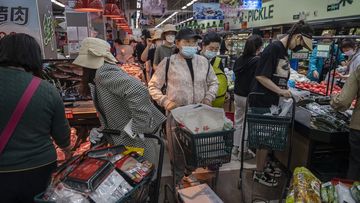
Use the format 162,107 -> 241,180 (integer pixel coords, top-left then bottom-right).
0,0 -> 57,58
0,6 -> 29,25
327,0 -> 353,12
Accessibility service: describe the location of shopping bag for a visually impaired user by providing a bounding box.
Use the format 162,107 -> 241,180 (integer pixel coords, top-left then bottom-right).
171,104 -> 225,134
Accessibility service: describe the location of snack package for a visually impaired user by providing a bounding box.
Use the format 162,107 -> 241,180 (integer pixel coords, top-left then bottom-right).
115,153 -> 154,185
292,167 -> 321,203
350,182 -> 360,202
89,170 -> 133,203
336,183 -> 356,203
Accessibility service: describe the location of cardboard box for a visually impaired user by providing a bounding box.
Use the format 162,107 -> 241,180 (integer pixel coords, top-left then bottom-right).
178,184 -> 223,203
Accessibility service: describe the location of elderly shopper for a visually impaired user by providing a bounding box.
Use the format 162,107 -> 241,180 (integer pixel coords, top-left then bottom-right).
72,37 -> 166,163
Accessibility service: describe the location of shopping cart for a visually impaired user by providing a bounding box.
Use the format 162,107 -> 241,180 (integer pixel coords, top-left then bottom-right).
164,116 -> 234,202
237,92 -> 296,202
34,130 -> 164,203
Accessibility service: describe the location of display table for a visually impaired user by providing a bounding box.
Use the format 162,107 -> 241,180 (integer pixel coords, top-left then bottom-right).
65,100 -> 100,145
275,107 -> 349,181
65,100 -> 99,126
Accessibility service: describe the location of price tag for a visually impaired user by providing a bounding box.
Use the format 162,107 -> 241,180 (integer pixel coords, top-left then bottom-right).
291,51 -> 309,59
65,110 -> 73,119
316,44 -> 331,58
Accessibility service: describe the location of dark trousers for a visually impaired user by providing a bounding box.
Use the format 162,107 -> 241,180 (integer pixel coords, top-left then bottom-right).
348,129 -> 360,180
0,162 -> 56,203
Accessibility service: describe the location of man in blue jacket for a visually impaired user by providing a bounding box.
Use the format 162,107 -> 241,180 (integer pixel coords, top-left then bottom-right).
307,33 -> 346,82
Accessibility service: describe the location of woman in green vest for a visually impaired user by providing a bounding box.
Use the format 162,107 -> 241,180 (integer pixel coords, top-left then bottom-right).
200,32 -> 227,108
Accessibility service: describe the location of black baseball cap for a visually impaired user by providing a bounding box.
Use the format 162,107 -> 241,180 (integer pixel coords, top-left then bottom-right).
175,28 -> 202,40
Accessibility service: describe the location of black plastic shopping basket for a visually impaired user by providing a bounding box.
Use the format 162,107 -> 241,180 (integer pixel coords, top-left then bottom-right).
175,126 -> 235,168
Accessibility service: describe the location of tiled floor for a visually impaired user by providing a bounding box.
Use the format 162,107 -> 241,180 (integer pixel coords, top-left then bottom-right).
159,149 -> 288,203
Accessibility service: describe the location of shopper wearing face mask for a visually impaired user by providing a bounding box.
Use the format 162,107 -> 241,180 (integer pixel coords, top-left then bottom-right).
338,39 -> 360,79
307,31 -> 346,82
200,32 -> 227,108
153,24 -> 177,71
148,28 -> 218,182
141,29 -> 163,82
251,20 -> 314,187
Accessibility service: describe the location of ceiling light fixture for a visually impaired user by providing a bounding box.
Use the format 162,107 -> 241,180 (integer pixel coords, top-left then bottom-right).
155,11 -> 178,28
181,0 -> 198,10
51,0 -> 65,8
74,0 -> 104,12
176,17 -> 193,26
103,3 -> 122,18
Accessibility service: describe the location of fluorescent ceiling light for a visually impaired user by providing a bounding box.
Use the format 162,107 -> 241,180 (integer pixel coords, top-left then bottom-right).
155,11 -> 178,28
176,17 -> 193,26
182,6 -> 187,9
52,0 -> 65,8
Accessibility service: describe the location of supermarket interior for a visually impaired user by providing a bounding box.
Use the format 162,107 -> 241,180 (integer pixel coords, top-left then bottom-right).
0,0 -> 360,202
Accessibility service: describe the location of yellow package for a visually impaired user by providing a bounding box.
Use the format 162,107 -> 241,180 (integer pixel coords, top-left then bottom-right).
293,167 -> 321,203
123,146 -> 144,156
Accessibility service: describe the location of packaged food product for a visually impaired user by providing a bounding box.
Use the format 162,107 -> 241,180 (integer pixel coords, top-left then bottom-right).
350,181 -> 360,202
89,170 -> 133,203
115,153 -> 154,185
292,167 -> 321,203
64,158 -> 114,192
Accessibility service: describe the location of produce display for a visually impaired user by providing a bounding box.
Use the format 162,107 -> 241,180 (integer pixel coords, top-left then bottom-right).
350,182 -> 360,202
286,167 -> 322,203
320,180 -> 359,203
295,81 -> 342,96
304,102 -> 349,132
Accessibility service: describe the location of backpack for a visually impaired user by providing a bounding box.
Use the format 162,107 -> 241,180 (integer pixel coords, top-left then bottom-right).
211,57 -> 228,108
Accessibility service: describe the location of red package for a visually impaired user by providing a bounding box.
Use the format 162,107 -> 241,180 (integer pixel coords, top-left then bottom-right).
68,158 -> 106,181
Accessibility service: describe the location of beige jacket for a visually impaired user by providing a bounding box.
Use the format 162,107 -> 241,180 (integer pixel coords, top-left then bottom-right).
148,54 -> 219,108
331,66 -> 360,131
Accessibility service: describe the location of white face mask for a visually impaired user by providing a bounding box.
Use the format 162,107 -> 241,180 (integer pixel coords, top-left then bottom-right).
344,49 -> 355,56
165,35 -> 175,44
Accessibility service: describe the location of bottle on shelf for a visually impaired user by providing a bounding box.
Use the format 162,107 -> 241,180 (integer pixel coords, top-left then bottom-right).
206,22 -> 211,33
212,21 -> 218,32
218,20 -> 224,32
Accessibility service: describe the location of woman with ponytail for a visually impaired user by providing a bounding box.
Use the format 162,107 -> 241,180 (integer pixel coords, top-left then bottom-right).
251,20 -> 314,187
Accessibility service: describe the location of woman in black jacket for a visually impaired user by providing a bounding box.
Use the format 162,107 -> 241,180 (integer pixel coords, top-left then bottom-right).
232,35 -> 263,160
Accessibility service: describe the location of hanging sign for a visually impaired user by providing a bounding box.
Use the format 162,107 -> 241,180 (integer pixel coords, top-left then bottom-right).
220,0 -> 240,18
142,0 -> 167,16
241,0 -> 263,10
193,3 -> 224,20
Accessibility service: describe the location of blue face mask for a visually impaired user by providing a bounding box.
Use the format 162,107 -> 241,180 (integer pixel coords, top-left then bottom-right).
181,46 -> 198,58
204,50 -> 217,59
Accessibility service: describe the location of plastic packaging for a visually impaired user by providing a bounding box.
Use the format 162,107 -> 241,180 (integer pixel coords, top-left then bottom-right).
48,183 -> 89,203
89,170 -> 133,203
336,183 -> 356,203
290,167 -> 321,203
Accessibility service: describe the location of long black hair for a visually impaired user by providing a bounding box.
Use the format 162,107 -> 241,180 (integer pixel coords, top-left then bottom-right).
242,34 -> 263,57
285,20 -> 314,49
0,33 -> 42,77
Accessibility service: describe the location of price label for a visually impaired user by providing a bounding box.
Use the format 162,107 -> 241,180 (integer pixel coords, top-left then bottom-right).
65,110 -> 73,119
291,52 -> 309,59
317,51 -> 329,58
